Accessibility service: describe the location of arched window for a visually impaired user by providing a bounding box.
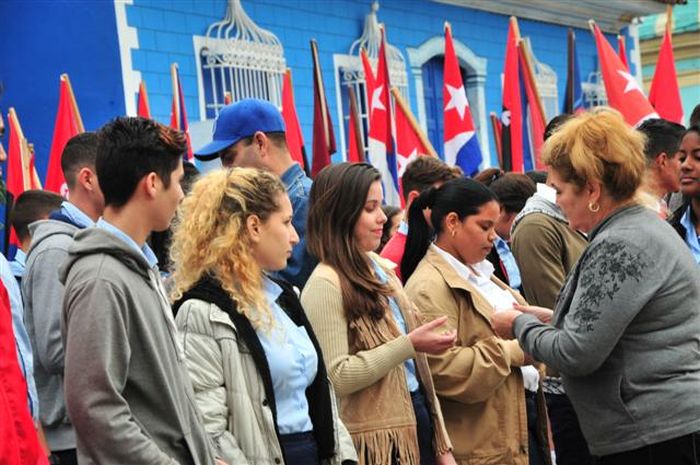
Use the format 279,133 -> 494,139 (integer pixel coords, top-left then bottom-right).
406,36 -> 490,166
193,0 -> 286,120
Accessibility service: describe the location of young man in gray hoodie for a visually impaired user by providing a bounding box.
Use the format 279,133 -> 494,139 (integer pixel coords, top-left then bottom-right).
60,117 -> 218,465
22,132 -> 104,464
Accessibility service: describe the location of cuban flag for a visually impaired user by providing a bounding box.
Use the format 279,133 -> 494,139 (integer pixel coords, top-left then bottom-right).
443,23 -> 482,176
366,30 -> 401,206
563,29 -> 585,115
170,63 -> 194,163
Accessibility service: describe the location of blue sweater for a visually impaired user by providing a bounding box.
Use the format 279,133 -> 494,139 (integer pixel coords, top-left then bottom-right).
514,205 -> 700,456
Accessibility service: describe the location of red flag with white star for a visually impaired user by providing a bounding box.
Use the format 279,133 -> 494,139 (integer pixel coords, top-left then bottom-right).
592,22 -> 657,127
648,26 -> 683,124
443,22 -> 482,175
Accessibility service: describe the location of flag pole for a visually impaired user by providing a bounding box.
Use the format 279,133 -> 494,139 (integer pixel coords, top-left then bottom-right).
518,39 -> 547,123
141,79 -> 152,116
390,87 -> 439,158
170,63 -> 180,128
8,109 -> 31,191
490,112 -> 503,169
310,40 -> 331,150
347,85 -> 365,161
61,74 -> 85,132
666,5 -> 673,34
510,16 -> 521,41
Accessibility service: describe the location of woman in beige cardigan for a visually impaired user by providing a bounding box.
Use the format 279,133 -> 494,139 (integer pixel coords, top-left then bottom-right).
301,163 -> 456,465
402,178 -> 546,465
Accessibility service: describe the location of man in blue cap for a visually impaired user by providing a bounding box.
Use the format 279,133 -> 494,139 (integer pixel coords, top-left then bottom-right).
195,98 -> 316,289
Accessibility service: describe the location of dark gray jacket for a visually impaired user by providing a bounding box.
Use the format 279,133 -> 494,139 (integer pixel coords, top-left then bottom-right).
59,227 -> 216,465
514,205 -> 700,456
23,219 -> 80,450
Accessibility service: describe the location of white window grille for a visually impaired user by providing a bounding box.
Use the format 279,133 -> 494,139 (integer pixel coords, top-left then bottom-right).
333,2 -> 409,160
583,71 -> 608,108
193,0 -> 286,121
522,38 -> 558,121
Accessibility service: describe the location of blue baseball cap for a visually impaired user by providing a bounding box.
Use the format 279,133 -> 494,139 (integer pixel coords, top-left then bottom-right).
194,98 -> 286,160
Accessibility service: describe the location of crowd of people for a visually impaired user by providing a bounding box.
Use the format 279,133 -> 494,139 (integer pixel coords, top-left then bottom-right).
1,98 -> 700,465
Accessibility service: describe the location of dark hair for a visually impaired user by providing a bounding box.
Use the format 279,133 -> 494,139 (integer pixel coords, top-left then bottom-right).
637,118 -> 686,163
402,178 -> 497,281
149,161 -> 200,272
489,173 -> 536,214
544,114 -> 573,141
61,132 -> 99,189
525,170 -> 548,184
96,117 -> 186,207
690,104 -> 700,127
10,190 -> 63,242
473,168 -> 504,185
401,156 -> 462,202
378,205 -> 402,252
307,162 -> 392,321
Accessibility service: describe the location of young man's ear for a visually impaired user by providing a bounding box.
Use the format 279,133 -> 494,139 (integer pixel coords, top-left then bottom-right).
142,172 -> 159,199
252,131 -> 269,158
654,152 -> 669,169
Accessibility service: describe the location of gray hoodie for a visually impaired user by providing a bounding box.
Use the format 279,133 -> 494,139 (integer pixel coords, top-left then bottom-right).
59,227 -> 216,465
514,205 -> 700,455
22,219 -> 80,450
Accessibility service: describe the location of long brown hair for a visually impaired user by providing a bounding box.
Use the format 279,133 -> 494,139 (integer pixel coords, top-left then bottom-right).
307,163 -> 394,321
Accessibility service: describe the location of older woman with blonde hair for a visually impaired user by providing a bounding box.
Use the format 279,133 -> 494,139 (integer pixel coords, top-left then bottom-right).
492,108 -> 700,465
169,168 -> 356,465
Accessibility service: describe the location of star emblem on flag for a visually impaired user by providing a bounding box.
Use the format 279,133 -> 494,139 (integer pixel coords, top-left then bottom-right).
445,84 -> 469,120
371,85 -> 385,115
618,70 -> 643,95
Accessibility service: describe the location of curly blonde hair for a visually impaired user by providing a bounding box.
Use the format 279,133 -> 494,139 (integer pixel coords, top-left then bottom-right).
170,167 -> 287,328
541,107 -> 646,201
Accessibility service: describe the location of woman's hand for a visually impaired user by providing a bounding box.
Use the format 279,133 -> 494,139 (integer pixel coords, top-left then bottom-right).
436,451 -> 457,465
514,303 -> 554,323
408,316 -> 456,354
490,309 -> 522,339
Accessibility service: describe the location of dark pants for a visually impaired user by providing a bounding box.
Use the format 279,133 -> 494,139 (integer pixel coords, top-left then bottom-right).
545,392 -> 592,465
279,431 -> 320,465
50,449 -> 77,465
594,432 -> 700,465
526,390 -> 548,465
411,389 -> 436,465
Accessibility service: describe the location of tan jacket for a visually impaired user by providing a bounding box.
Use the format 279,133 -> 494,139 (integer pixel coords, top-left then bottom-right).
301,254 -> 452,465
404,247 -> 529,465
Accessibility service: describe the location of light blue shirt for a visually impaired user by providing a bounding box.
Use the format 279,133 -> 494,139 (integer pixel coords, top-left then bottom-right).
371,259 -> 420,393
9,249 -> 26,279
96,219 -> 159,269
0,253 -> 38,421
681,206 -> 700,266
494,236 -> 522,290
61,201 -> 95,229
256,276 -> 317,434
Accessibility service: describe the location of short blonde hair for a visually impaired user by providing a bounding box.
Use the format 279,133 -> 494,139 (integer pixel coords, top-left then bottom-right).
542,107 -> 646,201
170,167 -> 286,328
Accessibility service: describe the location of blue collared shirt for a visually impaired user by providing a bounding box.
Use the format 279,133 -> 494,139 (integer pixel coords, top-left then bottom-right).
494,236 -> 522,290
274,163 -> 317,288
681,206 -> 700,266
371,259 -> 420,393
0,253 -> 38,421
96,219 -> 159,269
9,249 -> 26,280
60,201 -> 95,229
256,275 -> 317,434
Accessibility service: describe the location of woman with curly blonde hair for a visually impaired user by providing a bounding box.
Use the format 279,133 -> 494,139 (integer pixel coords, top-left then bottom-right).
170,167 -> 357,465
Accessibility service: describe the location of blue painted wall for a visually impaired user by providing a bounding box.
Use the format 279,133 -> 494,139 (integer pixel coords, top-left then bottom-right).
0,0 -> 628,176
0,0 -> 125,182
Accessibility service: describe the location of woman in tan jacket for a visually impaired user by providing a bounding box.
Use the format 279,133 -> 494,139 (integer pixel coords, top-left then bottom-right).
402,177 -> 542,465
301,163 -> 456,465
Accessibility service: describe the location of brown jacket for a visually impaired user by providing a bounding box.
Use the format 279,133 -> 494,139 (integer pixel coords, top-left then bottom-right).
511,212 -> 587,309
404,247 -> 530,465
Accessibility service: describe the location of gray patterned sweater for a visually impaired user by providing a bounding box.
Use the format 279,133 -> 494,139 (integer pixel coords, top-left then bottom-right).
514,204 -> 700,456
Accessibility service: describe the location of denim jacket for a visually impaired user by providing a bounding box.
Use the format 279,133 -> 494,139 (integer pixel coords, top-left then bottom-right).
275,163 -> 317,289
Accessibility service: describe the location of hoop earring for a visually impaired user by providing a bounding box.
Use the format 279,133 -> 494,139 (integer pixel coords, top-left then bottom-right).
588,202 -> 600,213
